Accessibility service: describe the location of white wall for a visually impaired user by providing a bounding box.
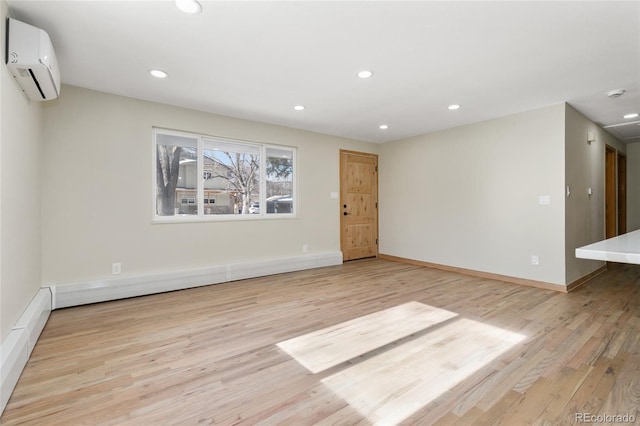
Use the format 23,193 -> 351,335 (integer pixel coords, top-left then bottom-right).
627,143 -> 640,232
41,85 -> 377,285
0,0 -> 44,341
379,104 -> 567,285
564,104 -> 625,284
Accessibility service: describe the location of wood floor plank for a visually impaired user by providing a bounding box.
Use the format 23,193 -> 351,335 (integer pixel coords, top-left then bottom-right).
598,353 -> 640,419
535,363 -> 592,423
566,358 -> 614,413
473,390 -> 523,425
496,373 -> 564,425
476,349 -> 550,410
3,259 -> 640,425
451,357 -> 528,416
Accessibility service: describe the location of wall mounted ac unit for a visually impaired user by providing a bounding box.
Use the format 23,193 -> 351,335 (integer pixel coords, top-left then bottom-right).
6,18 -> 61,101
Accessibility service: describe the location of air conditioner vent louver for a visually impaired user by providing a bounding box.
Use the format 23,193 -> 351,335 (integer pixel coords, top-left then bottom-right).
28,69 -> 47,99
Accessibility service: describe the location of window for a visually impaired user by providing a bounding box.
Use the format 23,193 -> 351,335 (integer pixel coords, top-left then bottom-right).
154,129 -> 296,221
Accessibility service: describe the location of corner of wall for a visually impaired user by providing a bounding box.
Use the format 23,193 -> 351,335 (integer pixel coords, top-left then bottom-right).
1,4 -> 47,415
1,2 -> 46,343
564,104 -> 609,284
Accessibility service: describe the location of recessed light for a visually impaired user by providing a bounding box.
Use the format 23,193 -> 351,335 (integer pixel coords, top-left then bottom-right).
293,105 -> 305,111
448,104 -> 461,110
623,113 -> 639,119
357,70 -> 373,79
379,124 -> 389,130
175,0 -> 202,14
150,69 -> 168,78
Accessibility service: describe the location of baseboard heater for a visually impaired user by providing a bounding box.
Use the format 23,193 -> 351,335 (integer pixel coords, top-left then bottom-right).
1,288 -> 51,413
49,251 -> 343,309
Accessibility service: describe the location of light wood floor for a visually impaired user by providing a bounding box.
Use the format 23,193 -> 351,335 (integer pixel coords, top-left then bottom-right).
3,259 -> 640,425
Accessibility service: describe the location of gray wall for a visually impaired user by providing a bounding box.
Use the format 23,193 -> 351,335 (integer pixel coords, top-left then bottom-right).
627,143 -> 640,232
379,104 -> 567,285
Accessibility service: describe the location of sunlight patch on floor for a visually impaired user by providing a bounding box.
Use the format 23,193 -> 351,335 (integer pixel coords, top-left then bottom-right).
277,301 -> 457,373
277,302 -> 527,425
321,316 -> 526,425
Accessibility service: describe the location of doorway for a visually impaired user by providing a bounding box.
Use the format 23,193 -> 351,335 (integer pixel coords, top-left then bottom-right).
617,152 -> 627,235
605,145 -> 616,239
340,150 -> 378,261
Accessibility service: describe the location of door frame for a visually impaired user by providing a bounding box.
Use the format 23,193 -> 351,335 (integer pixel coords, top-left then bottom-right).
339,149 -> 379,261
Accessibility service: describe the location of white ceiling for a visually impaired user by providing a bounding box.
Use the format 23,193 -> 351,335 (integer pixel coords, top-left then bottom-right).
7,0 -> 640,143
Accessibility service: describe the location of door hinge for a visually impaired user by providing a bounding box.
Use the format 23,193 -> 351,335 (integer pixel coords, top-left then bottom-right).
375,166 -> 378,172
376,238 -> 378,245
376,202 -> 378,208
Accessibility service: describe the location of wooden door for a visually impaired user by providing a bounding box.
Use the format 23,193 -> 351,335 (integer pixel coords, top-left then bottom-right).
605,145 -> 616,239
617,152 -> 627,235
340,150 -> 378,261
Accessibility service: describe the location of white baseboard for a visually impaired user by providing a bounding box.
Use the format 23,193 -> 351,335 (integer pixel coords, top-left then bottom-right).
1,288 -> 52,414
50,251 -> 343,309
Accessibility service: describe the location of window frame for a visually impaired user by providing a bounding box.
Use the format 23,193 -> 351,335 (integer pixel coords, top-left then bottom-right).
152,128 -> 297,223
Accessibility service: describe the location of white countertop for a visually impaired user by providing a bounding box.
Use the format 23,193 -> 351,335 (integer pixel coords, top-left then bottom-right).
575,229 -> 640,264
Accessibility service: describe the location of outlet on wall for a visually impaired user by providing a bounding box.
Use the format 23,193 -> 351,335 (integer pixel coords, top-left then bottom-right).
302,244 -> 308,253
112,262 -> 122,275
531,255 -> 539,266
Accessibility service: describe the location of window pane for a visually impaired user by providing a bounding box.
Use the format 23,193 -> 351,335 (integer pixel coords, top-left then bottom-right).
203,140 -> 260,215
156,134 -> 198,216
266,147 -> 294,214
